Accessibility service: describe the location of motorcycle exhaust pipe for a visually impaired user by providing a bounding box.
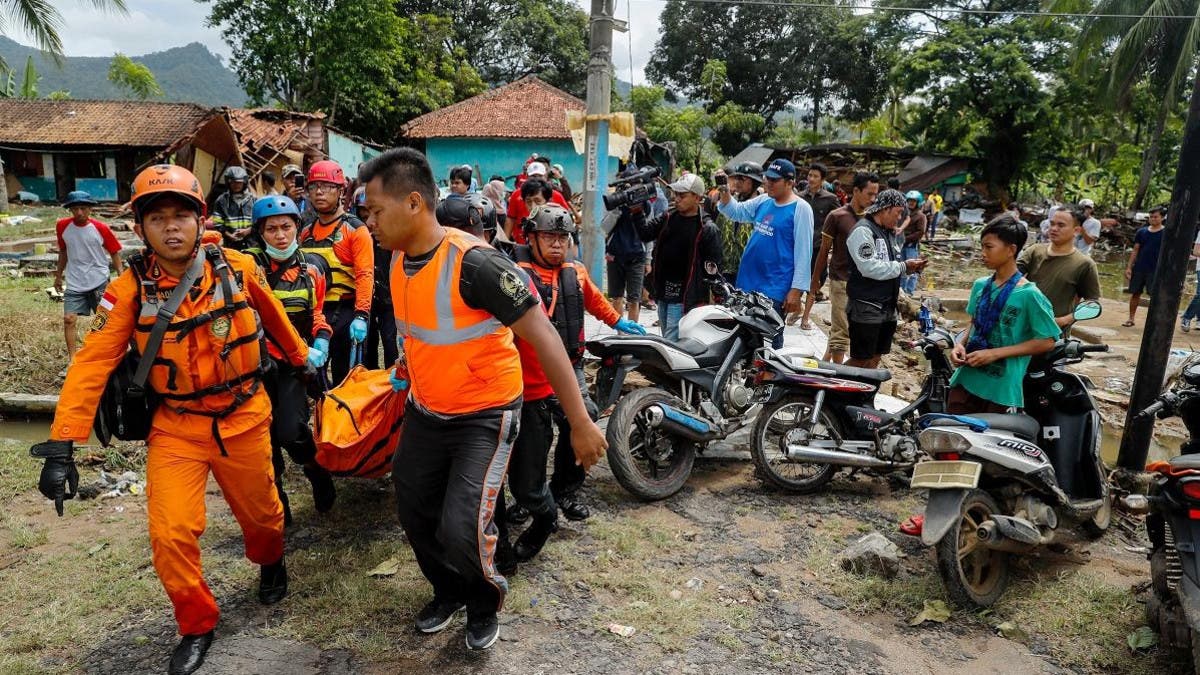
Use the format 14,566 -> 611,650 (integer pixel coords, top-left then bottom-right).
645,404 -> 722,443
976,521 -> 1037,554
781,445 -> 895,469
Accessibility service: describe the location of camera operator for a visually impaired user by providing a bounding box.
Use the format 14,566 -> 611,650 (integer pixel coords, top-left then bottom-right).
602,166 -> 661,324
728,162 -> 764,201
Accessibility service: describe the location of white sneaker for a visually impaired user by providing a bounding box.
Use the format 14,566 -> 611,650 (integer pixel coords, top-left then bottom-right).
1183,318 -> 1192,333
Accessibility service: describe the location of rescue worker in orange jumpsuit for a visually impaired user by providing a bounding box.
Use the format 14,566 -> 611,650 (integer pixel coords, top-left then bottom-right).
360,148 -> 607,651
298,160 -> 374,383
253,195 -> 337,524
31,165 -> 315,675
493,204 -> 645,572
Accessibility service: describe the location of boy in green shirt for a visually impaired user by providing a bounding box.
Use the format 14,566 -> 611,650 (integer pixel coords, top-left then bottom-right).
949,215 -> 1060,413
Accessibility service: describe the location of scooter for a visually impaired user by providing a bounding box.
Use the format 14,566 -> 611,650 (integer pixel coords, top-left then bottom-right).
910,301 -> 1112,607
587,267 -> 783,501
1125,364 -> 1200,669
747,327 -> 956,493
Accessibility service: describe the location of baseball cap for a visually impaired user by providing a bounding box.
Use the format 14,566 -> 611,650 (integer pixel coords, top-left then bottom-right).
669,174 -> 706,196
527,162 -> 548,177
866,189 -> 907,216
1078,198 -> 1095,208
282,164 -> 304,178
763,159 -> 796,181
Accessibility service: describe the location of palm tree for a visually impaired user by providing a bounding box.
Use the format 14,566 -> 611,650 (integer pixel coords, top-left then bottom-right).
0,0 -> 127,206
1056,0 -> 1196,209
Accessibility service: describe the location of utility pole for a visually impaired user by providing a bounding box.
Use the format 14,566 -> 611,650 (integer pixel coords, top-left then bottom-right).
1118,72 -> 1200,470
581,0 -> 616,282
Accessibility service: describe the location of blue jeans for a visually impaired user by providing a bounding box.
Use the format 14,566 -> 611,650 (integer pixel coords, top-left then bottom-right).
657,302 -> 684,341
901,243 -> 920,294
1185,272 -> 1200,321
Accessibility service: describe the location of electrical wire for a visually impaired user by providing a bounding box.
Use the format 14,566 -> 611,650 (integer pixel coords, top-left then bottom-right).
630,0 -> 1200,21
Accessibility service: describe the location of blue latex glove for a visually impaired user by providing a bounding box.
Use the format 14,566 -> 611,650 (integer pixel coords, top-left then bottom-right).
389,367 -> 409,393
306,337 -> 329,369
614,318 -> 647,335
349,317 -> 368,343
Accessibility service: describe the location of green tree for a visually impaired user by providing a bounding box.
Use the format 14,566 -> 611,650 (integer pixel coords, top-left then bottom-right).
204,0 -> 484,141
890,1 -> 1065,203
397,0 -> 589,96
1051,0 -> 1197,209
18,53 -> 35,97
107,53 -> 162,99
45,89 -> 70,100
0,0 -> 126,63
626,81 -> 761,173
647,0 -> 894,152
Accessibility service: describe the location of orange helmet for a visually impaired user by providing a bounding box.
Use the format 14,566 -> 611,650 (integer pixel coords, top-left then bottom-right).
307,160 -> 346,187
130,164 -> 207,221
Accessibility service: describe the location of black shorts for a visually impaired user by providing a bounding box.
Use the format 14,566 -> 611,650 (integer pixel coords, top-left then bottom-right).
607,257 -> 645,302
1128,268 -> 1156,295
848,320 -> 897,360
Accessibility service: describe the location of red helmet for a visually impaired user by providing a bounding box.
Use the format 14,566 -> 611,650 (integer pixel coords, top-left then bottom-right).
307,160 -> 346,187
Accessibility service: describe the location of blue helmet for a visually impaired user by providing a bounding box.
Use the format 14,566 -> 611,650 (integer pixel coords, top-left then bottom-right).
905,190 -> 924,206
252,195 -> 301,228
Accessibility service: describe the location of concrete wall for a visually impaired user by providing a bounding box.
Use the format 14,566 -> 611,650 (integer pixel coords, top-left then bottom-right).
327,130 -> 380,180
425,138 -> 583,193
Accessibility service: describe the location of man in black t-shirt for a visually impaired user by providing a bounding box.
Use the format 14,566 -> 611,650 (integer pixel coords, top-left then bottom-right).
636,173 -> 722,340
360,148 -> 606,652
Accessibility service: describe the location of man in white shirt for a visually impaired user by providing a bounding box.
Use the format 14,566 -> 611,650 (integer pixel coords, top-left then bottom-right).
1075,199 -> 1102,255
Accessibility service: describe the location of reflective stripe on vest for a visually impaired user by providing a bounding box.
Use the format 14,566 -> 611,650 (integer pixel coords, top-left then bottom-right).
301,222 -> 355,301
403,245 -> 504,345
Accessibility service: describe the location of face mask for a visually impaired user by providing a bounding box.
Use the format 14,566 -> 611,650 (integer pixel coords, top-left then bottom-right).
266,240 -> 299,261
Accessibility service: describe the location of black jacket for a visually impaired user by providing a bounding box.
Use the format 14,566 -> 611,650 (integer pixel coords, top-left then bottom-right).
636,208 -> 722,311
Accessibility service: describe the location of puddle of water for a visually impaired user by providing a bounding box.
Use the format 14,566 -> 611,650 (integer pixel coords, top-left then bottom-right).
0,419 -> 97,444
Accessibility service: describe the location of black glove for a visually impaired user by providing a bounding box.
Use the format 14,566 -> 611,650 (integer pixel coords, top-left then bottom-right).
30,440 -> 77,516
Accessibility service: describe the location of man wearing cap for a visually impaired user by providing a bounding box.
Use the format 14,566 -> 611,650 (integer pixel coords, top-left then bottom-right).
1076,199 -> 1102,255
54,191 -> 124,371
717,158 -> 814,342
845,189 -> 925,369
900,191 -> 927,294
636,173 -> 723,340
504,161 -> 573,244
728,161 -> 764,201
281,164 -> 310,214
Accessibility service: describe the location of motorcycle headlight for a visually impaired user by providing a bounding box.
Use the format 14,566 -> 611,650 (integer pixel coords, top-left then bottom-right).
918,429 -> 971,454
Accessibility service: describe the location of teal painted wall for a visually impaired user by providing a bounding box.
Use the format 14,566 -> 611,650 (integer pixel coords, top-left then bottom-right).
327,130 -> 378,179
426,138 -> 584,192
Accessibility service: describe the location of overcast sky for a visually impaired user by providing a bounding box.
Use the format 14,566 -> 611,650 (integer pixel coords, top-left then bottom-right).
12,0 -> 660,83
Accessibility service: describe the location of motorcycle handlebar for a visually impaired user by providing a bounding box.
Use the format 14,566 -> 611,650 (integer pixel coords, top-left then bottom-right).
1077,344 -> 1109,354
1137,400 -> 1166,419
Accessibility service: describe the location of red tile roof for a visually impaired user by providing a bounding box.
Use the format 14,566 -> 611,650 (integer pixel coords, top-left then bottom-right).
400,76 -> 584,140
228,108 -> 324,157
0,99 -> 217,147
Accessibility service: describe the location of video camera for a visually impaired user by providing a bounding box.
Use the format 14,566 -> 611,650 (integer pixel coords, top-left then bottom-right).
603,166 -> 661,212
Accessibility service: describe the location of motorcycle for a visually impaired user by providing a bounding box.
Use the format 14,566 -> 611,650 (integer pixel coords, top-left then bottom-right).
1125,364 -> 1200,669
748,327 -> 956,493
587,268 -> 784,500
909,301 -> 1112,607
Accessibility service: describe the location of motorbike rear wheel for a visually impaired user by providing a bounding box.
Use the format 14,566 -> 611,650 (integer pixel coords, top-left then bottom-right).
1079,491 -> 1112,540
750,396 -> 840,493
936,489 -> 1010,608
605,387 -> 696,501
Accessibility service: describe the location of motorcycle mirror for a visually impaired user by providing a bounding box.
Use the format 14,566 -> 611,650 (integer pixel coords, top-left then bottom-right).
1072,300 -> 1101,322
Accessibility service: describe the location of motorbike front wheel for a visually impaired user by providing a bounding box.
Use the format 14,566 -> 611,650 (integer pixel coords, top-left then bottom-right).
750,396 -> 840,493
606,387 -> 697,501
936,489 -> 1010,608
1079,491 -> 1113,540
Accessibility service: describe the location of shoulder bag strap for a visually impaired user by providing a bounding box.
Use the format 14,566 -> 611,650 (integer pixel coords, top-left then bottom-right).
131,251 -> 207,390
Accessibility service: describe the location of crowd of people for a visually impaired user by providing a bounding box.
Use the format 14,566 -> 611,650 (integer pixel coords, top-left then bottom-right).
35,145 -> 1188,673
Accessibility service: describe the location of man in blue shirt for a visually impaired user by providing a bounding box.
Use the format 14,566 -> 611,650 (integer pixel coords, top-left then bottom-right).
716,159 -> 814,333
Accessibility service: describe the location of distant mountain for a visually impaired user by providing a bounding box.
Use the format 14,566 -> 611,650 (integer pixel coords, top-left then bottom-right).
0,37 -> 248,107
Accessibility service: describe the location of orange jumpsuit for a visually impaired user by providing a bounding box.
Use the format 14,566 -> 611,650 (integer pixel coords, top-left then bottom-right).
50,239 -> 309,636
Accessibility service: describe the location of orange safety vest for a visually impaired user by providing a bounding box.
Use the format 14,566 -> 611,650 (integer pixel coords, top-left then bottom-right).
300,215 -> 358,302
132,244 -> 266,423
391,228 -> 523,415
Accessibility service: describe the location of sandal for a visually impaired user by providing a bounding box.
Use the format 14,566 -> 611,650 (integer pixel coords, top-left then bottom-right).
899,514 -> 924,536
1122,320 -> 1135,327
800,320 -> 814,331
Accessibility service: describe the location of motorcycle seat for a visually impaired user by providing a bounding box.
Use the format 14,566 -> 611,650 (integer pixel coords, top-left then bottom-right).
823,362 -> 892,384
925,412 -> 1040,442
1169,454 -> 1200,470
587,334 -> 709,357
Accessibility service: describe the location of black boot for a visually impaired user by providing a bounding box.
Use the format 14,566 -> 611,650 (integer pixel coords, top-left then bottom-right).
168,630 -> 214,675
279,489 -> 293,528
258,558 -> 288,605
514,515 -> 559,562
495,535 -> 518,577
506,502 -> 531,526
556,494 -> 590,521
303,463 -> 336,513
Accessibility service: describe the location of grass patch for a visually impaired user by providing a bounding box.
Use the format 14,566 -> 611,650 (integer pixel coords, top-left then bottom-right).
0,275 -> 67,395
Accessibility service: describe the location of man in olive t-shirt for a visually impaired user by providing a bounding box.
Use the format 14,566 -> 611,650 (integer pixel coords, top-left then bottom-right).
1017,209 -> 1100,327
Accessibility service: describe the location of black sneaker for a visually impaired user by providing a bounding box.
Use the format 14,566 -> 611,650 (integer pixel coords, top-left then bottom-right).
495,536 -> 518,577
168,630 -> 214,675
258,558 -> 288,605
514,516 -> 558,562
465,612 -> 499,650
557,494 -> 590,521
415,598 -> 465,634
506,502 -> 531,525
304,464 -> 337,513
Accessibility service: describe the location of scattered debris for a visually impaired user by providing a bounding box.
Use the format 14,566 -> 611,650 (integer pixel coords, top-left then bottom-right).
836,532 -> 902,579
1127,626 -> 1159,652
685,577 -> 704,590
607,623 -> 636,638
366,557 -> 401,577
995,621 -> 1029,643
909,600 -> 952,626
78,470 -> 143,500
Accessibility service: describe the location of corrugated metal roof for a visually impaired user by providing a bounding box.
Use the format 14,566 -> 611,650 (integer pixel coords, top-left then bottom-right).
400,76 -> 583,140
